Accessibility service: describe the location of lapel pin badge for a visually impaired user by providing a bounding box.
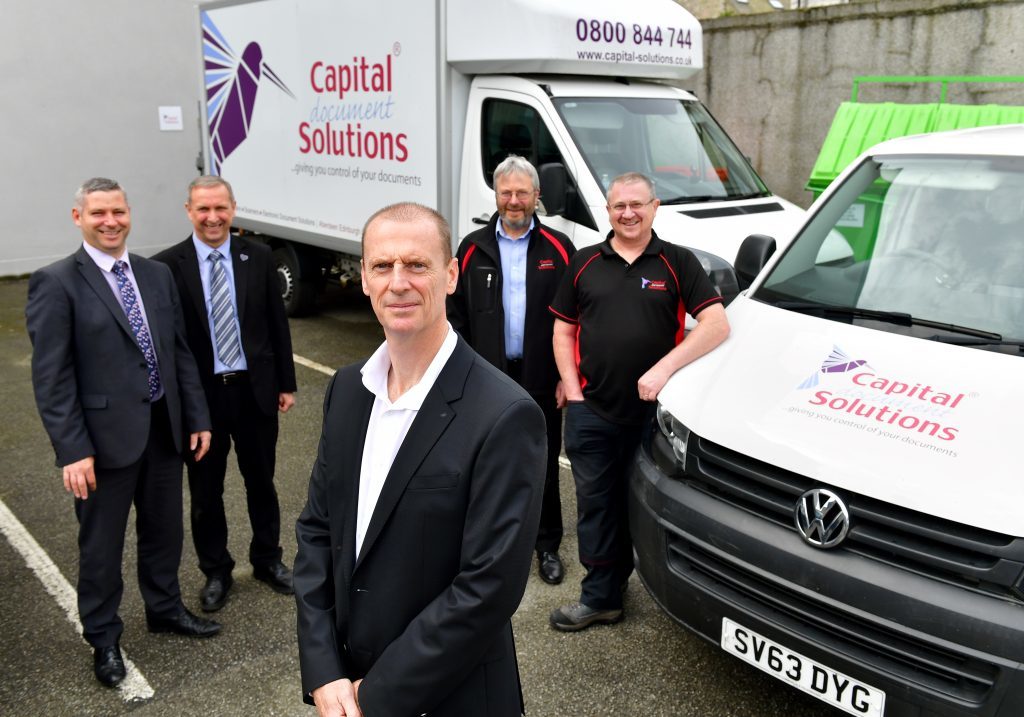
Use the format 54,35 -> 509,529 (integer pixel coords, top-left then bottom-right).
240,253 -> 249,262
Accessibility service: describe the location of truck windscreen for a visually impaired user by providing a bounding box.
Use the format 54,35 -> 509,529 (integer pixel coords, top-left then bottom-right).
553,97 -> 769,201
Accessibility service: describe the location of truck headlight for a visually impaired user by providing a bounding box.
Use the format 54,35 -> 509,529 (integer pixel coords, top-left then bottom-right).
656,404 -> 691,468
689,247 -> 740,305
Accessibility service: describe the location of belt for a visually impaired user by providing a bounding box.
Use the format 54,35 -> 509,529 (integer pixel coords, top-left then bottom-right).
216,371 -> 248,385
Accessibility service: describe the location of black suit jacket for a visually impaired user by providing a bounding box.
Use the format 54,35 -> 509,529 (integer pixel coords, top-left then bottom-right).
294,338 -> 546,716
153,236 -> 296,415
26,247 -> 210,469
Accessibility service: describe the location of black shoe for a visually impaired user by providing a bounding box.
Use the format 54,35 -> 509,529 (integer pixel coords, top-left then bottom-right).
200,573 -> 233,612
253,560 -> 294,595
538,551 -> 564,585
549,602 -> 624,632
147,607 -> 222,638
93,644 -> 126,687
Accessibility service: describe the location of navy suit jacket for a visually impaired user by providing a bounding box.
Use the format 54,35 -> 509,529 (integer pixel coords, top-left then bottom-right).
26,246 -> 209,469
294,337 -> 546,716
153,236 -> 296,416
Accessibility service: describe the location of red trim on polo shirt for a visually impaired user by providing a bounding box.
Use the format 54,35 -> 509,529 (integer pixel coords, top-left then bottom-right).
575,322 -> 587,389
691,296 -> 723,316
574,251 -> 602,286
549,306 -> 577,324
675,301 -> 687,346
659,253 -> 680,294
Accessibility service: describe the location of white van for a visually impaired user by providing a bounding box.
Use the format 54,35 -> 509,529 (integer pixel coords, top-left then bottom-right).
631,124 -> 1024,717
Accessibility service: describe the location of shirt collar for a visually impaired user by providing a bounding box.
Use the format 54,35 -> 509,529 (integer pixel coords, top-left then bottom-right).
599,229 -> 664,257
360,323 -> 458,411
192,234 -> 231,262
82,241 -> 129,273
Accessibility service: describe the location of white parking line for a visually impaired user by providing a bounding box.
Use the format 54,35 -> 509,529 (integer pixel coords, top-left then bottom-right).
293,353 -> 336,377
0,498 -> 154,702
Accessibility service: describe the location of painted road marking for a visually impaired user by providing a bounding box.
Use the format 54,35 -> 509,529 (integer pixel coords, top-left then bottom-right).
0,498 -> 154,702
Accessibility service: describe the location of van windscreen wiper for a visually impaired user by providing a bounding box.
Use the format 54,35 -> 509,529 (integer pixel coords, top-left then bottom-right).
774,301 -> 1003,340
926,335 -> 1024,351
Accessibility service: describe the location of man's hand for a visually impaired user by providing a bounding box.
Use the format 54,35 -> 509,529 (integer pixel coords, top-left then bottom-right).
62,456 -> 97,499
190,430 -> 212,462
637,365 -> 674,403
278,392 -> 296,413
312,678 -> 362,717
554,381 -> 567,409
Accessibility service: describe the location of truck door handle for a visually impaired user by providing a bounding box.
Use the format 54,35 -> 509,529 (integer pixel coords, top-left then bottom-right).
472,215 -> 489,225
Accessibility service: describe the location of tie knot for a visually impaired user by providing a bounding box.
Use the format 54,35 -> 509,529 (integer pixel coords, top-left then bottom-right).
209,250 -> 223,262
113,260 -> 128,275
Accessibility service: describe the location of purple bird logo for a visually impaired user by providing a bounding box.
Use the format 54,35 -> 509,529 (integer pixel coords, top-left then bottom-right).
798,346 -> 870,389
202,13 -> 295,174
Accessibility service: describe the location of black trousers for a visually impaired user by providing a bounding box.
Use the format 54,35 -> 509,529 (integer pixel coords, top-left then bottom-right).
186,375 -> 283,577
76,397 -> 185,648
507,361 -> 564,554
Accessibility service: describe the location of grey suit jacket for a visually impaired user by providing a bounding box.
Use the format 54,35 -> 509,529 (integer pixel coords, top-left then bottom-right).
26,246 -> 210,469
294,337 -> 546,716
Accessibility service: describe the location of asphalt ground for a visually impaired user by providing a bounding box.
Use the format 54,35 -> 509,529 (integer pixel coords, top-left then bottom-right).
0,276 -> 841,716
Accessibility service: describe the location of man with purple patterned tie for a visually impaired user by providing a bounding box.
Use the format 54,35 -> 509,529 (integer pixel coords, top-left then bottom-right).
26,178 -> 220,689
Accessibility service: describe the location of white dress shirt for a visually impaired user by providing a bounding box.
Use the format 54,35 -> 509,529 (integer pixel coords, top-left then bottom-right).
355,325 -> 458,558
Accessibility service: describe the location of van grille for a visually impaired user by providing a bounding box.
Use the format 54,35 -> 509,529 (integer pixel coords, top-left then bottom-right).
667,536 -> 998,702
654,431 -> 1024,602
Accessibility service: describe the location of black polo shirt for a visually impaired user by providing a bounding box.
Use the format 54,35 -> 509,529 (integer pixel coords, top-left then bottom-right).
549,231 -> 722,425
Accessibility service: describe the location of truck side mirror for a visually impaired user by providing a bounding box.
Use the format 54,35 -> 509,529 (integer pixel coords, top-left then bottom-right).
735,234 -> 776,289
538,162 -> 568,216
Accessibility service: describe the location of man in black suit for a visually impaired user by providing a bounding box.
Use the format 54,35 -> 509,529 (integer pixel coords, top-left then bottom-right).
154,176 -> 297,612
294,203 -> 546,716
26,177 -> 222,689
448,155 -> 576,586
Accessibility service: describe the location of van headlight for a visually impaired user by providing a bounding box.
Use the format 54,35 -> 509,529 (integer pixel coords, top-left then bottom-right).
656,404 -> 691,468
689,247 -> 740,305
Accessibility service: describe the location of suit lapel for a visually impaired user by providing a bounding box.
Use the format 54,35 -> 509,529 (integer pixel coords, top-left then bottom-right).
179,239 -> 210,337
353,339 -> 473,572
339,381 -> 375,585
75,248 -> 134,341
231,237 -> 249,325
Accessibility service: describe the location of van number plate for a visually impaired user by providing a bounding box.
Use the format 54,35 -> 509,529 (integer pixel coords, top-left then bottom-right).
721,618 -> 885,717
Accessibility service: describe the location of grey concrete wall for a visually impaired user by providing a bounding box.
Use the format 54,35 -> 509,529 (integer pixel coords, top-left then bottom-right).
688,0 -> 1024,207
1,1 -> 202,276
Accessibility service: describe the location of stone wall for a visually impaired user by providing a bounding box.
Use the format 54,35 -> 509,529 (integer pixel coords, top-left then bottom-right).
686,0 -> 1024,206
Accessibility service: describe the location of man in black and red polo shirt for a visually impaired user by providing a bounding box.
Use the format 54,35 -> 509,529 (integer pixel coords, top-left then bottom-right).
548,172 -> 730,631
448,155 -> 576,585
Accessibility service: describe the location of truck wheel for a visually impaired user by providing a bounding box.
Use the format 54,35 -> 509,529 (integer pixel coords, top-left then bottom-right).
273,246 -> 320,317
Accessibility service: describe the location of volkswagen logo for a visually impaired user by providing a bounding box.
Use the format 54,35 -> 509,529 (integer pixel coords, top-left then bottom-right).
794,489 -> 850,548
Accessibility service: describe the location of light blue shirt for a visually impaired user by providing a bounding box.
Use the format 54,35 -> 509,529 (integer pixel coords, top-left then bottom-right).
495,218 -> 533,360
192,234 -> 248,374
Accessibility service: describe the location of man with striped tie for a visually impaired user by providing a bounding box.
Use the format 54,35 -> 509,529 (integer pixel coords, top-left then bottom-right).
27,177 -> 219,688
155,176 -> 297,613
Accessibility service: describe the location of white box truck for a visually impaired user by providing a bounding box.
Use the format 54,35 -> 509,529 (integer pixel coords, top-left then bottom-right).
631,124 -> 1024,716
197,0 -> 804,314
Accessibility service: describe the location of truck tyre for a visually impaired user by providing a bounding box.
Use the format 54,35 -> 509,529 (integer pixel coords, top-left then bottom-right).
273,245 -> 320,317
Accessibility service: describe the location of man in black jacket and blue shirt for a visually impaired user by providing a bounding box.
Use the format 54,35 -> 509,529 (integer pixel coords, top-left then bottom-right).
448,155 -> 576,585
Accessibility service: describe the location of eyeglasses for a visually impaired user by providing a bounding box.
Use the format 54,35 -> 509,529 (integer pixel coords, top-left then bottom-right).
497,190 -> 536,202
609,199 -> 655,214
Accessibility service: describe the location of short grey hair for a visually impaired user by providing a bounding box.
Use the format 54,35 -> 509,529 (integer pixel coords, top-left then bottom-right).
608,172 -> 655,201
74,177 -> 126,208
362,202 -> 452,263
493,155 -> 539,191
188,175 -> 235,204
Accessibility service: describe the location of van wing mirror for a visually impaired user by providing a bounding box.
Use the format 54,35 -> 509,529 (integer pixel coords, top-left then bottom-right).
538,162 -> 568,216
735,234 -> 776,289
